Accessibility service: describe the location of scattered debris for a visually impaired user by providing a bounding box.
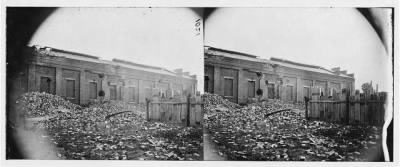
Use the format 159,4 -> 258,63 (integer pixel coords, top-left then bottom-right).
203,93 -> 381,161
18,92 -> 202,160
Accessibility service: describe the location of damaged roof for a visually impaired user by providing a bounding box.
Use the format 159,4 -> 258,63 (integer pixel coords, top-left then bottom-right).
30,45 -> 196,80
205,46 -> 354,78
270,57 -> 353,78
205,46 -> 269,63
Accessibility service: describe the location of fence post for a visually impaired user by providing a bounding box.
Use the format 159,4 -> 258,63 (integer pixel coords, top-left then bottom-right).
355,90 -> 360,123
186,94 -> 191,126
146,98 -> 150,121
346,92 -> 350,124
304,96 -> 309,120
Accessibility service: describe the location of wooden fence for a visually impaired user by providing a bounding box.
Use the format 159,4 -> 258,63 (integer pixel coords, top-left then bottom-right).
146,94 -> 203,126
307,88 -> 386,126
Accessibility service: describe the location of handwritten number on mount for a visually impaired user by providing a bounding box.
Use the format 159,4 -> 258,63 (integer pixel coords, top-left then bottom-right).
195,19 -> 201,36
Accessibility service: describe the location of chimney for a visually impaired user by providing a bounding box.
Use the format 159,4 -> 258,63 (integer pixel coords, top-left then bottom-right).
339,70 -> 347,75
174,68 -> 183,76
331,67 -> 341,75
183,71 -> 190,76
347,73 -> 354,77
331,67 -> 340,71
190,74 -> 197,79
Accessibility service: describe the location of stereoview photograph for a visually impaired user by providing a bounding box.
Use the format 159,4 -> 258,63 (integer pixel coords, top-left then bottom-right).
6,7 -> 204,160
202,7 -> 393,161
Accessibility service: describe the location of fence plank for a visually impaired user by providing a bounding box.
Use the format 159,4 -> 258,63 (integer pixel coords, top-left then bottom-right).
360,95 -> 365,124
355,93 -> 360,122
309,91 -> 385,126
349,96 -> 354,123
145,95 -> 202,126
182,104 -> 186,123
336,102 -> 340,122
179,104 -> 183,123
365,102 -> 369,125
173,104 -> 178,123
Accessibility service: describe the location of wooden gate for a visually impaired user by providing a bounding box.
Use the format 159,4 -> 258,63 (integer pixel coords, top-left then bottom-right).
306,87 -> 386,126
146,94 -> 203,126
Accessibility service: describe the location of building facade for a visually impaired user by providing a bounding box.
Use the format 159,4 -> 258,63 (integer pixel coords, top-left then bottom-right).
204,46 -> 355,104
15,46 -> 197,105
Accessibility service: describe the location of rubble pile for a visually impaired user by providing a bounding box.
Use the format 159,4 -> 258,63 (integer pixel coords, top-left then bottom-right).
16,92 -> 81,118
17,92 -> 202,160
31,100 -> 145,131
47,121 -> 202,160
203,93 -> 241,111
203,93 -> 382,161
248,99 -> 305,110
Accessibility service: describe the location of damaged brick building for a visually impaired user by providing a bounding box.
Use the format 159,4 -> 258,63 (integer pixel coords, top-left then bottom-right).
13,46 -> 197,105
204,46 -> 355,104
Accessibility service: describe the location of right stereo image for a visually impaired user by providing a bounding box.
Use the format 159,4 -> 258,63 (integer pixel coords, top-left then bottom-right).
202,7 -> 393,161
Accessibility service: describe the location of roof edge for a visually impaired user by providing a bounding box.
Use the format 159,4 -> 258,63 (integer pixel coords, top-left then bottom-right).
270,57 -> 322,69
31,45 -> 99,60
205,45 -> 258,58
29,45 -> 195,79
112,58 -> 166,71
205,46 -> 354,78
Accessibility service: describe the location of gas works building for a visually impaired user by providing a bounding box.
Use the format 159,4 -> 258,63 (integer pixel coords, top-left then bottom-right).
204,46 -> 355,104
13,46 -> 198,105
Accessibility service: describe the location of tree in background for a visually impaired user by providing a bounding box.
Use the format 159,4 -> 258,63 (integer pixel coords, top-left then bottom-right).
361,81 -> 374,95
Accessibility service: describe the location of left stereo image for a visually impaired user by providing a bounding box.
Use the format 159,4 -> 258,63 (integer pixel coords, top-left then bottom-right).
6,7 -> 204,160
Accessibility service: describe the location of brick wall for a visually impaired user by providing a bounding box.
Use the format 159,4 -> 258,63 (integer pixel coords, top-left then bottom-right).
204,48 -> 355,103
23,48 -> 197,105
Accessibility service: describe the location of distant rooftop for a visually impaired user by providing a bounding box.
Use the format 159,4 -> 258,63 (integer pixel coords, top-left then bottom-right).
29,45 -> 196,80
205,46 -> 258,58
205,46 -> 268,63
270,57 -> 321,69
32,45 -> 99,60
205,46 -> 354,78
112,58 -> 167,71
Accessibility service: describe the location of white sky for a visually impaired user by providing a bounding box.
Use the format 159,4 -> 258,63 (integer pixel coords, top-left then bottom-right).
205,8 -> 392,92
29,8 -> 204,92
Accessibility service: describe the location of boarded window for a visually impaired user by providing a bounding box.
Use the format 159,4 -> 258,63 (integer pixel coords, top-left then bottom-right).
303,87 -> 310,99
128,87 -> 136,102
40,77 -> 51,93
89,82 -> 97,99
319,87 -> 324,96
286,85 -> 294,101
110,85 -> 117,100
66,80 -> 75,98
224,78 -> 233,97
267,83 -> 275,99
248,81 -> 255,97
204,76 -> 210,93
